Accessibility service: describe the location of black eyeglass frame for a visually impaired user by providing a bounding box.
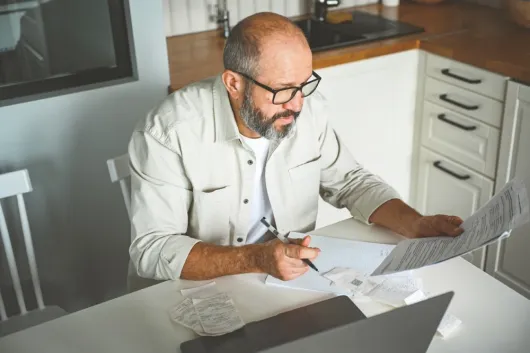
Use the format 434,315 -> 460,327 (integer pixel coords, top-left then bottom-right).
235,70 -> 322,105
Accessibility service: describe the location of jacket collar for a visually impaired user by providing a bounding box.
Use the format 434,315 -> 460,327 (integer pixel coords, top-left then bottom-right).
212,75 -> 240,143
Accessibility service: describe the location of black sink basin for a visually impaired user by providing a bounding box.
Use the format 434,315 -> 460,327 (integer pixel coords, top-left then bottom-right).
294,11 -> 424,52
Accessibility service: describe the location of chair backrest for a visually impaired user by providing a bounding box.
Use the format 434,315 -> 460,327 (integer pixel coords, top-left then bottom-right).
0,169 -> 44,321
106,154 -> 131,218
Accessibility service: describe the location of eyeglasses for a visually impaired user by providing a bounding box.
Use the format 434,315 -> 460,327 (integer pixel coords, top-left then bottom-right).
236,71 -> 321,105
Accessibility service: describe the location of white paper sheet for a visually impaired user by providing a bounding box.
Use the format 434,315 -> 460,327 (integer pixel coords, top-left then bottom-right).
372,178 -> 530,276
181,282 -> 219,299
367,277 -> 423,307
266,233 -> 396,293
169,298 -> 205,334
192,293 -> 245,335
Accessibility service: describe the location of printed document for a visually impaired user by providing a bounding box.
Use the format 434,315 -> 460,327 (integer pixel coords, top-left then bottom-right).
372,178 -> 530,276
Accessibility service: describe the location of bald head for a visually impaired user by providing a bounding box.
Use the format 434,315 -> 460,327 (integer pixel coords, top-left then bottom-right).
223,12 -> 310,77
221,13 -> 314,141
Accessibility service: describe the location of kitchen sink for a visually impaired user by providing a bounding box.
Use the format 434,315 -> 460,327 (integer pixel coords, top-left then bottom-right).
294,11 -> 424,52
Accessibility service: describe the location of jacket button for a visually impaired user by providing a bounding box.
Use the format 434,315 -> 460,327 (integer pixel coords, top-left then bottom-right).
247,160 -> 253,165
243,199 -> 249,204
237,237 -> 244,242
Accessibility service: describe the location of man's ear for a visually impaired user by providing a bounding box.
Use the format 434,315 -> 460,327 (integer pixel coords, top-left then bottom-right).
222,70 -> 244,100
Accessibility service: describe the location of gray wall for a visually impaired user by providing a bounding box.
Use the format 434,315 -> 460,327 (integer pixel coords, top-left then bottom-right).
0,0 -> 169,312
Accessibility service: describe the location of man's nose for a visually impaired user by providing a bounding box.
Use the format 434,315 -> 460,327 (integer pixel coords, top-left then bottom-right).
283,90 -> 304,112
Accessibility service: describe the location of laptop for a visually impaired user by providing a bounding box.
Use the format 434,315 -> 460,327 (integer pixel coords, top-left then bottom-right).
180,291 -> 453,353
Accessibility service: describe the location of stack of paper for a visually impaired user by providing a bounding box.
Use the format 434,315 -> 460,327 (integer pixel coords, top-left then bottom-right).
322,267 -> 384,296
322,267 -> 422,303
324,267 -> 461,338
169,282 -> 245,336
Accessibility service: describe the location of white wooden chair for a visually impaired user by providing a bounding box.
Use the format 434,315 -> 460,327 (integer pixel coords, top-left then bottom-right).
107,154 -> 155,292
106,154 -> 131,218
0,169 -> 67,337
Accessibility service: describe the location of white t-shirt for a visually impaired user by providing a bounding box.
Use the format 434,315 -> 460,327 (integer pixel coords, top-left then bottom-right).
240,135 -> 274,244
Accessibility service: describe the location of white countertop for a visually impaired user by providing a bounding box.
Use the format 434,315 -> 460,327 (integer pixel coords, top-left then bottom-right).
1,218 -> 529,352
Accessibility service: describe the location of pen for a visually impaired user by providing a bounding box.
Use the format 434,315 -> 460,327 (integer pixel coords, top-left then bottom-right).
260,217 -> 319,272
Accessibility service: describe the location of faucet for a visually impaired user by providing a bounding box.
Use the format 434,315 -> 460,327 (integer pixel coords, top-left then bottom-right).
313,0 -> 341,22
217,0 -> 230,38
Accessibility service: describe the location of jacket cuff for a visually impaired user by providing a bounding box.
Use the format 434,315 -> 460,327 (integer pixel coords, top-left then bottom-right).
350,186 -> 402,225
158,236 -> 201,280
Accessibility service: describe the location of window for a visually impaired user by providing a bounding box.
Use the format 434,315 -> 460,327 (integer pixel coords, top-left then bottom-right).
0,0 -> 135,106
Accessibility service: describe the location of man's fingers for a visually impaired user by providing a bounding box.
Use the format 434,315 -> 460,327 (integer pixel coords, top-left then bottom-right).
434,216 -> 464,237
301,235 -> 311,247
288,235 -> 311,247
447,215 -> 464,227
284,244 -> 320,260
283,256 -> 306,269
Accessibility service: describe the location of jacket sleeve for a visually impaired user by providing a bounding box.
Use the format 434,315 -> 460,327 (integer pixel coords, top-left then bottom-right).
128,130 -> 200,280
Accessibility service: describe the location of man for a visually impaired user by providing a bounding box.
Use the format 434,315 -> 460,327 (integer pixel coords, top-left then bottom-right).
128,13 -> 463,286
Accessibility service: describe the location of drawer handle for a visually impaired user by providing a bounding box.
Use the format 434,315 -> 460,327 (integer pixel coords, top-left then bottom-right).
439,94 -> 479,111
437,114 -> 477,131
441,68 -> 482,84
433,161 -> 470,180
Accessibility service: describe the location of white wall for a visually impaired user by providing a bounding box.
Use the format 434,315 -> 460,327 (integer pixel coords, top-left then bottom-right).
163,0 -> 378,36
0,0 -> 169,312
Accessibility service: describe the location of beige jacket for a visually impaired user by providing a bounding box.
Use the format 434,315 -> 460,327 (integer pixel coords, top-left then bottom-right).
128,75 -> 400,281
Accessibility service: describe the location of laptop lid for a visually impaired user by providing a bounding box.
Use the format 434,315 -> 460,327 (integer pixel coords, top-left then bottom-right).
180,292 -> 453,353
180,295 -> 367,353
261,291 -> 454,353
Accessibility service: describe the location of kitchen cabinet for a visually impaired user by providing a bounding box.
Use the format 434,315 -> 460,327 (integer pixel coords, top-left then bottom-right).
314,50 -> 419,229
486,81 -> 530,298
412,52 -> 508,269
416,147 -> 494,220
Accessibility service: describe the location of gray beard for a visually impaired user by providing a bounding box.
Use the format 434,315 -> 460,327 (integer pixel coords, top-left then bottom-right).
239,84 -> 298,141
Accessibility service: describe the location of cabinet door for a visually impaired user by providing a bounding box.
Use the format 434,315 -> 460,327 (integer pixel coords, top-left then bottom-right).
416,147 -> 494,267
486,82 -> 530,299
314,50 -> 419,229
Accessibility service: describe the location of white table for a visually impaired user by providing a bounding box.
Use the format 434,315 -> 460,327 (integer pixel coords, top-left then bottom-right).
1,218 -> 530,353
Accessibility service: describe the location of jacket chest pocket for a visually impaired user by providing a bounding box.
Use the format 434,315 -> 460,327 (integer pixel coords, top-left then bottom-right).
189,186 -> 231,245
288,158 -> 321,224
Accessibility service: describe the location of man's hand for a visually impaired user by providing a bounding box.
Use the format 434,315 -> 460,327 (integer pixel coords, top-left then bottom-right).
369,199 -> 465,239
408,215 -> 464,238
256,236 -> 320,281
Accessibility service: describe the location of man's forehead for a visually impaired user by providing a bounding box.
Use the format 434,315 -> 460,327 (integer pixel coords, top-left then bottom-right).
256,43 -> 312,85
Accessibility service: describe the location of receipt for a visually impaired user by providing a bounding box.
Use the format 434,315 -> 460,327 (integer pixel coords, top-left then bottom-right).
367,277 -> 423,307
192,293 -> 245,335
403,290 -> 461,337
169,298 -> 205,334
437,312 -> 462,338
323,267 -> 383,296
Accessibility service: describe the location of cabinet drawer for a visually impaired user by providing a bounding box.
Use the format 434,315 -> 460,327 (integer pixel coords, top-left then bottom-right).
421,101 -> 500,178
426,54 -> 507,101
424,77 -> 503,128
416,147 -> 494,219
